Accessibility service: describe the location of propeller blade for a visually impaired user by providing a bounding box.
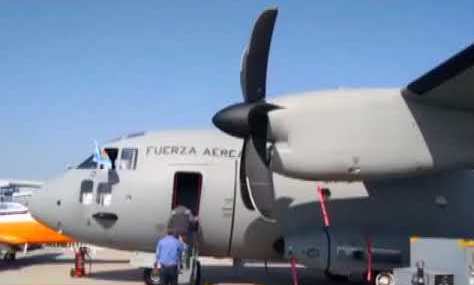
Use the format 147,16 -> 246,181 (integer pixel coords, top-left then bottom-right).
239,140 -> 256,210
213,8 -> 281,219
242,136 -> 276,220
248,103 -> 279,163
241,8 -> 278,103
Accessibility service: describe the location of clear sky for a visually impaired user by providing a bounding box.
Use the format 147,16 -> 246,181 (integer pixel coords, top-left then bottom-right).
1,1 -> 473,180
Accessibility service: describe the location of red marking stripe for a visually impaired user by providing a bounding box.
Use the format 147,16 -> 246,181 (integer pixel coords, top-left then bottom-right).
367,237 -> 373,282
317,185 -> 330,227
290,255 -> 299,285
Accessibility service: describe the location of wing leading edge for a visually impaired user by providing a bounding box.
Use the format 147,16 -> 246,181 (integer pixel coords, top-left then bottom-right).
403,43 -> 474,110
0,180 -> 43,189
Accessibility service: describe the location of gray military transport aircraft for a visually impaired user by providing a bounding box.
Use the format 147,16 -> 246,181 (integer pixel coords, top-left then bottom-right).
29,7 -> 474,285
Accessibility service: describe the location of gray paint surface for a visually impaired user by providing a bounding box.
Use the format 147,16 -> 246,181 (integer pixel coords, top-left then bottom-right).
28,129 -> 474,276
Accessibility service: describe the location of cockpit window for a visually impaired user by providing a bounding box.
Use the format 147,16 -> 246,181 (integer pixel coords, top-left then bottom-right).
104,148 -> 118,169
77,155 -> 97,169
119,148 -> 138,170
76,147 -> 136,170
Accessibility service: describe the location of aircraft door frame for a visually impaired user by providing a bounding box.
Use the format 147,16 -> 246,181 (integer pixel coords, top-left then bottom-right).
194,160 -> 237,257
171,171 -> 203,216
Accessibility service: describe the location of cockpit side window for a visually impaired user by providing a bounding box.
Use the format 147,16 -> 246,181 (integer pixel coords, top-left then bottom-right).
77,155 -> 98,169
119,148 -> 138,170
80,180 -> 94,205
96,182 -> 112,206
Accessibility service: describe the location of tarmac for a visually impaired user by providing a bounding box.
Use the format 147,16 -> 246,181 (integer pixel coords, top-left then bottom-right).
0,247 -> 363,285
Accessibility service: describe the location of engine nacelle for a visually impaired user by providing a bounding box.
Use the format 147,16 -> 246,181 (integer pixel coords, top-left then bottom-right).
284,229 -> 409,277
269,90 -> 474,181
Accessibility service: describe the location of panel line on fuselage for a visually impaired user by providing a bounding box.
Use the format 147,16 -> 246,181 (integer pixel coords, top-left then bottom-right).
227,159 -> 239,256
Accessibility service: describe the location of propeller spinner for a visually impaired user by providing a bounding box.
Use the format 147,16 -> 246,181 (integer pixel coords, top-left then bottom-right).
212,8 -> 280,220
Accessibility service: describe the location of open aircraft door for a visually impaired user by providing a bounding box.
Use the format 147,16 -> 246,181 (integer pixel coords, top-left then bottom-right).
174,160 -> 236,257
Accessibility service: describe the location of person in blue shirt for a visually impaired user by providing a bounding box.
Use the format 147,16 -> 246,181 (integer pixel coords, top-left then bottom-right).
155,228 -> 184,285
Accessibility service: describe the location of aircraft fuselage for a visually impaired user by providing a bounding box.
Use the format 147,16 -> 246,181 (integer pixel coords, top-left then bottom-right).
30,127 -> 474,274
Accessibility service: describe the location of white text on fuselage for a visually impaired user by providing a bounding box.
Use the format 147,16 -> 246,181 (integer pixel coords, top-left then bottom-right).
146,145 -> 241,158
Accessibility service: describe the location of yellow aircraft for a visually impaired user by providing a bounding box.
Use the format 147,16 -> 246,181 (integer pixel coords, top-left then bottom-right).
0,180 -> 73,261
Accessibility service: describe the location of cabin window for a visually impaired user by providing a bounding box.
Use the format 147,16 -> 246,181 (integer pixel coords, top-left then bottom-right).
119,148 -> 138,170
172,172 -> 202,216
77,155 -> 97,169
79,180 -> 94,205
96,182 -> 112,206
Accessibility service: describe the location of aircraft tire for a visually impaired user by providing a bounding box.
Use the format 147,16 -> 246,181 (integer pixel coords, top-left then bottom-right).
3,251 -> 16,262
143,268 -> 161,285
375,272 -> 394,285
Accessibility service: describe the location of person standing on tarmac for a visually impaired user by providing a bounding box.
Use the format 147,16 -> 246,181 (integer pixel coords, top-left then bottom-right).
155,228 -> 184,285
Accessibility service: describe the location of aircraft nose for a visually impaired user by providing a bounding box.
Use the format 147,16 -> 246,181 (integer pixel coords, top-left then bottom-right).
29,184 -> 60,231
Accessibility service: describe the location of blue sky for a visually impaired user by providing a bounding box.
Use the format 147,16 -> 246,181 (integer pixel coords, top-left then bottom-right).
1,1 -> 473,180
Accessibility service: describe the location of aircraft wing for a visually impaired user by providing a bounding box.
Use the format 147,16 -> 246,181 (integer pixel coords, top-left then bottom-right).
403,43 -> 474,110
0,179 -> 43,189
0,234 -> 27,246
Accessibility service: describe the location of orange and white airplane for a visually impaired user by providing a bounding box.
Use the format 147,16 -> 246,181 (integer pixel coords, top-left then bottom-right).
0,180 -> 73,262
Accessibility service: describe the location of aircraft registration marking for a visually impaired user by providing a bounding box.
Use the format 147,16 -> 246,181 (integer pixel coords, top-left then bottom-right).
146,145 -> 241,158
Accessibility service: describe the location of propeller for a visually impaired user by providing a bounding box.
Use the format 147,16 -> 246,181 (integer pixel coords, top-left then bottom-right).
212,8 -> 280,219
